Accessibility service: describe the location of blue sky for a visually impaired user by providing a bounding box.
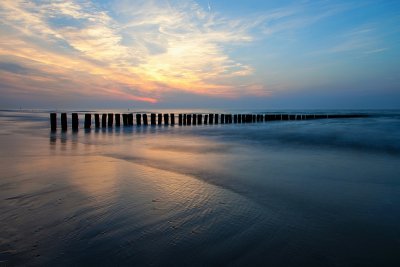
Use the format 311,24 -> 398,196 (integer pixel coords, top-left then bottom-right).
0,0 -> 399,109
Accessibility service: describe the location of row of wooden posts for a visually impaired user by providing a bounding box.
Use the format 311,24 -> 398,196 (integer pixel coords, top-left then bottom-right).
50,112 -> 367,131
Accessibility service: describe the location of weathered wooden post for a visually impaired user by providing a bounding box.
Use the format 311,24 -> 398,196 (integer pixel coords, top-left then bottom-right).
183,114 -> 187,126
164,113 -> 169,125
108,113 -> 114,127
193,114 -> 197,125
72,113 -> 79,131
178,114 -> 183,125
150,113 -> 156,125
115,114 -> 121,126
170,113 -> 175,125
209,114 -> 214,124
204,114 -> 208,125
84,114 -> 91,129
102,114 -> 107,127
61,113 -> 67,131
215,114 -> 219,124
197,114 -> 202,125
158,114 -> 162,125
187,114 -> 192,125
237,114 -> 242,123
136,114 -> 141,125
50,113 -> 57,131
122,114 -> 127,126
234,114 -> 238,123
221,114 -> 225,124
128,114 -> 133,126
95,114 -> 100,128
143,114 -> 148,125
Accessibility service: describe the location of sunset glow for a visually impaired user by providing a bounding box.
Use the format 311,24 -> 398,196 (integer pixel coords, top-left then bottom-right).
0,0 -> 399,108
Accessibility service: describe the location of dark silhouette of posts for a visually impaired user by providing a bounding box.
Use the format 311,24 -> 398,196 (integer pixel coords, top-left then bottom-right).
215,114 -> 219,124
143,114 -> 148,125
187,114 -> 192,125
95,114 -> 100,128
221,114 -> 225,124
204,114 -> 208,125
102,114 -> 107,128
158,114 -> 162,125
234,114 -> 238,123
151,113 -> 156,125
170,113 -> 175,125
50,113 -> 56,131
108,113 -> 113,127
193,114 -> 197,125
115,114 -> 120,126
197,114 -> 202,125
136,114 -> 141,125
178,114 -> 183,125
84,114 -> 91,129
72,113 -> 79,131
128,114 -> 133,126
61,113 -> 67,131
209,114 -> 214,124
164,114 -> 169,125
238,114 -> 242,123
183,114 -> 187,126
122,114 -> 127,126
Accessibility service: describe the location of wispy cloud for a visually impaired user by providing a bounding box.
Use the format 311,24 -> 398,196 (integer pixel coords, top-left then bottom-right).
0,0 -> 266,104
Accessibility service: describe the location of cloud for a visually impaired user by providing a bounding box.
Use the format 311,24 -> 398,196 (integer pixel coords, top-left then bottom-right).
0,0 -> 266,105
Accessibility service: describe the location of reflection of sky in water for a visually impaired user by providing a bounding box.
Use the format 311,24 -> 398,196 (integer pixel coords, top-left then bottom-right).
1,110 -> 400,266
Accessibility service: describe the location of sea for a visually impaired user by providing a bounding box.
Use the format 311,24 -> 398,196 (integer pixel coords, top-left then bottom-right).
0,109 -> 399,266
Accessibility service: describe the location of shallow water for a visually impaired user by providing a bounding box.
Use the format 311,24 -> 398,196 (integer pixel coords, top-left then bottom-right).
0,109 -> 399,266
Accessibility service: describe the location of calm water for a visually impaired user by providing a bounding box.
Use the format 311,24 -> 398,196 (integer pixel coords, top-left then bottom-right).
0,109 -> 400,266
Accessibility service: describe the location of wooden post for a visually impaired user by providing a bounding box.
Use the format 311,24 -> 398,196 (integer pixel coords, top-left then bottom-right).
234,114 -> 238,123
183,114 -> 187,126
164,113 -> 169,125
128,114 -> 133,126
193,114 -> 197,125
84,114 -> 91,129
102,114 -> 107,128
158,114 -> 162,125
215,114 -> 219,124
72,113 -> 79,131
178,114 -> 183,125
221,114 -> 225,124
209,114 -> 214,124
197,114 -> 202,125
151,113 -> 156,125
143,114 -> 148,125
108,113 -> 114,127
122,114 -> 127,126
136,114 -> 142,125
50,113 -> 57,131
170,113 -> 175,125
238,114 -> 242,123
187,114 -> 192,125
61,113 -> 67,131
115,114 -> 121,126
95,114 -> 100,128
204,114 -> 208,125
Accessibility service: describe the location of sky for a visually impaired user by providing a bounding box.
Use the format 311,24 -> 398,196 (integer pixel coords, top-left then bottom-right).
0,0 -> 399,109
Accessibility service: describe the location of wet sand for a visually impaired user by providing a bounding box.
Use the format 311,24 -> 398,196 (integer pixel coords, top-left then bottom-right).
1,110 -> 400,266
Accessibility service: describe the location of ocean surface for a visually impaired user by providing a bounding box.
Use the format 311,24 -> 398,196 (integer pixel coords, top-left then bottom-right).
0,109 -> 399,267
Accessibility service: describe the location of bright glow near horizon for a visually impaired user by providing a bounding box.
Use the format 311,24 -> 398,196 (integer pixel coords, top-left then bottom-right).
0,0 -> 399,109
